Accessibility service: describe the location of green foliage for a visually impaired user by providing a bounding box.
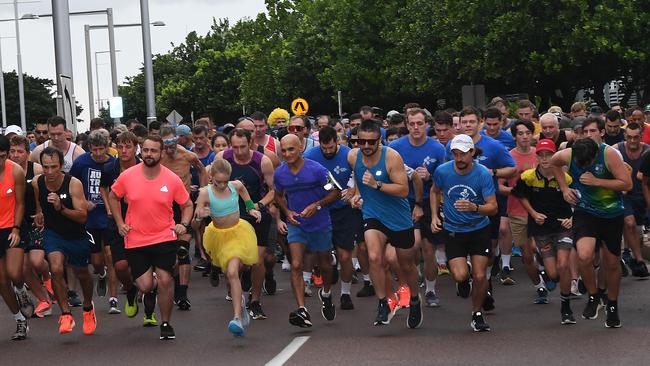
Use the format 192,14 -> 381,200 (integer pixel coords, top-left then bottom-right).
0,71 -> 58,131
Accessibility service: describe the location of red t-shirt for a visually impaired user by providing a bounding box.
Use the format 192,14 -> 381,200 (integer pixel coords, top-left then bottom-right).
506,147 -> 538,217
111,163 -> 189,249
642,123 -> 650,145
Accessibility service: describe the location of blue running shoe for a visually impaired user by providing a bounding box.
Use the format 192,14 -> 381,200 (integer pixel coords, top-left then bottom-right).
228,318 -> 245,337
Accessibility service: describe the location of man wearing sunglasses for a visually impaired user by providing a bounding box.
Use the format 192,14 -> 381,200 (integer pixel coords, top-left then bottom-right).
159,126 -> 208,311
348,120 -> 422,329
29,118 -> 49,151
30,116 -> 85,173
288,116 -> 318,151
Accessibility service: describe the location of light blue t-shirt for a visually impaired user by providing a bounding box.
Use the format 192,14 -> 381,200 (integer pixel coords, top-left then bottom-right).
446,134 -> 515,189
389,136 -> 445,200
480,129 -> 515,150
304,145 -> 351,210
433,161 -> 495,233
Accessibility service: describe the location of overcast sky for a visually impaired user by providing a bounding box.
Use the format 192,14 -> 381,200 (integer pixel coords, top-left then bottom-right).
0,0 -> 266,131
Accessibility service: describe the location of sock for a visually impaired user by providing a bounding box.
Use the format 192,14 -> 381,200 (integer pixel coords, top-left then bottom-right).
303,271 -> 311,284
126,284 -> 137,303
362,274 -> 370,282
321,289 -> 331,298
607,299 -> 618,309
178,284 -> 188,299
14,312 -> 25,322
560,293 -> 571,312
425,280 -> 436,294
486,266 -> 492,280
410,294 -> 419,303
435,249 -> 447,265
83,304 -> 93,312
597,288 -> 607,297
340,281 -> 351,295
501,254 -> 511,269
144,291 -> 156,316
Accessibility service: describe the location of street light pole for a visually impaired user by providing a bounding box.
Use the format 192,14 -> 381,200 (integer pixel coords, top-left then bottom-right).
140,0 -> 156,124
84,24 -> 94,119
52,0 -> 76,135
0,37 -> 5,128
106,8 -> 119,125
13,0 -> 25,132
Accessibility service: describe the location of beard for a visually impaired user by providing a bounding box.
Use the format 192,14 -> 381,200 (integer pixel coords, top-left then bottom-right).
361,145 -> 377,156
143,156 -> 160,167
454,160 -> 468,170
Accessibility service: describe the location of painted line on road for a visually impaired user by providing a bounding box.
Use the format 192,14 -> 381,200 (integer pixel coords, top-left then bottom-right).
265,336 -> 310,366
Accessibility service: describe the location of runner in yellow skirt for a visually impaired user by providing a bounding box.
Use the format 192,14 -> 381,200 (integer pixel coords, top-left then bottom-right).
194,159 -> 261,337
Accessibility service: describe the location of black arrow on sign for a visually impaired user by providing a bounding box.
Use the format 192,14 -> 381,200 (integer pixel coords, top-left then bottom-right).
294,101 -> 305,112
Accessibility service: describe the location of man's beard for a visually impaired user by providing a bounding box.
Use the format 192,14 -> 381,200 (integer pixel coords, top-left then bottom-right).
143,156 -> 160,167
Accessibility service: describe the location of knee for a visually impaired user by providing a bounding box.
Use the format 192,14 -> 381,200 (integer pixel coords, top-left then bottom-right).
226,267 -> 239,281
49,264 -> 65,277
114,261 -> 129,274
290,260 -> 302,273
368,251 -> 383,265
450,269 -> 468,283
624,217 -> 636,230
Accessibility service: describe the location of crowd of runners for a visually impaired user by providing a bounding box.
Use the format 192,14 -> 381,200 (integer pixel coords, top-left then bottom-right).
1,99 -> 649,340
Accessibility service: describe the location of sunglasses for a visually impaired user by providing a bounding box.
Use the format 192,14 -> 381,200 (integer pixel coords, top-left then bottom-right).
288,125 -> 304,132
357,138 -> 379,146
349,139 -> 359,144
35,130 -> 48,135
163,137 -> 178,146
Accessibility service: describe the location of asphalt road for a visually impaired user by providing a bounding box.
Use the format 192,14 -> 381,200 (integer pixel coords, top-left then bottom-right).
1,257 -> 649,366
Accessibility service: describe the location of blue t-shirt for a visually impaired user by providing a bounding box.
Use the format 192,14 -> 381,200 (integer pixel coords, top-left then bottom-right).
446,134 -> 515,189
433,161 -> 495,233
389,136 -> 445,200
274,158 -> 331,232
304,145 -> 351,210
69,152 -> 116,229
29,141 -> 37,151
480,129 -> 515,150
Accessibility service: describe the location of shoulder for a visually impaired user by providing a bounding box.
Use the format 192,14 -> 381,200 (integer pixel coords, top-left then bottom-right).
304,146 -> 319,159
388,136 -> 406,149
69,175 -> 84,190
520,168 -> 536,182
231,180 -> 244,189
435,161 -> 452,175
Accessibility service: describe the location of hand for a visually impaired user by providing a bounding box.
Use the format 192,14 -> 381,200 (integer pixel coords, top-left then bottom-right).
8,228 -> 20,248
277,220 -> 288,235
106,209 -> 113,219
361,169 -> 378,189
286,210 -> 301,225
47,192 -> 62,211
190,185 -> 199,192
412,204 -> 423,222
174,224 -> 187,236
562,188 -> 578,205
531,211 -> 547,225
249,209 -> 262,223
31,213 -> 44,229
558,217 -> 573,229
415,166 -> 431,181
300,203 -> 319,218
341,188 -> 354,202
579,172 -> 599,186
117,223 -> 130,237
430,216 -> 442,233
454,199 -> 476,212
350,195 -> 363,209
194,205 -> 210,221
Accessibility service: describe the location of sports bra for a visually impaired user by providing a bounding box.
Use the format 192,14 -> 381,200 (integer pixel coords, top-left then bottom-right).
207,182 -> 239,218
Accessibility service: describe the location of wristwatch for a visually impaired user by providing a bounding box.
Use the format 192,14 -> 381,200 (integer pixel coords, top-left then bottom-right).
257,201 -> 266,210
474,204 -> 480,213
316,205 -> 322,211
375,181 -> 383,190
182,223 -> 192,233
492,168 -> 498,177
414,201 -> 423,207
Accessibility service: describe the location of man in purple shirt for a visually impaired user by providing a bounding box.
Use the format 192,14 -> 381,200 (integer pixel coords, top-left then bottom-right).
274,134 -> 340,328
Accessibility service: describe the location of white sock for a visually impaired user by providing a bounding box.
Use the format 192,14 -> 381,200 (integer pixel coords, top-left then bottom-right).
14,312 -> 25,322
486,266 -> 492,280
425,280 -> 437,294
362,274 -> 370,282
435,249 -> 447,265
303,271 -> 311,283
502,254 -> 511,269
340,281 -> 351,295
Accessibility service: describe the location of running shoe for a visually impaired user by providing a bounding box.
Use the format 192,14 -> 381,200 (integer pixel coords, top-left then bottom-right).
68,290 -> 82,307
209,266 -> 221,287
340,294 -> 354,310
577,278 -> 586,294
582,295 -> 600,319
143,313 -> 158,327
483,290 -> 495,312
512,245 -> 522,257
437,263 -> 450,276
289,307 -> 312,328
561,312 -> 576,325
534,287 -> 549,304
631,259 -> 650,278
160,322 -> 175,340
425,291 -> 440,307
407,295 -> 423,329
570,279 -> 582,297
540,270 -> 556,291
356,281 -> 375,297
263,272 -> 277,295
456,279 -> 472,298
177,297 -> 191,311
374,299 -> 390,326
11,320 -> 28,341
605,304 -> 621,328
96,271 -> 107,297
471,311 -> 490,332
15,286 -> 35,318
312,273 -> 324,287
622,249 -> 632,265
319,289 -> 336,321
228,318 -> 245,337
34,300 -> 52,318
620,259 -> 629,277
193,258 -> 209,272
58,313 -> 75,334
281,257 -> 290,272
499,267 -> 515,286
249,300 -> 267,320
241,294 -> 251,327
108,297 -> 121,314
82,305 -> 97,335
387,295 -> 399,321
44,278 -> 55,300
304,282 -> 313,297
225,291 -> 232,302
397,285 -> 411,308
124,289 -> 139,318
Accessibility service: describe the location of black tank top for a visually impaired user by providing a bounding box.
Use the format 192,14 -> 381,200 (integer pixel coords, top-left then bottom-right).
38,174 -> 86,239
223,149 -> 268,221
617,142 -> 648,196
24,162 -> 36,221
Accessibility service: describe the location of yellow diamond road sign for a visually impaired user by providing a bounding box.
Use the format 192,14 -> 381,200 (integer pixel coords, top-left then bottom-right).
291,98 -> 309,116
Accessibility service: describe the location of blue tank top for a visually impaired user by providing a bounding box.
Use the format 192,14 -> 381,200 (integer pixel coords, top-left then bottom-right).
207,182 -> 239,218
354,146 -> 412,231
568,143 -> 624,218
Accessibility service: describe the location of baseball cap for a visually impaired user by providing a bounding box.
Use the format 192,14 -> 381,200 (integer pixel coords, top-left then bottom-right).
536,139 -> 557,154
386,110 -> 400,118
4,125 -> 23,136
450,134 -> 474,153
220,123 -> 236,135
176,124 -> 191,136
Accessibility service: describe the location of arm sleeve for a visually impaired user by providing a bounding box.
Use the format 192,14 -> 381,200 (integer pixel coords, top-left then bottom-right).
481,169 -> 496,197
498,144 -> 516,168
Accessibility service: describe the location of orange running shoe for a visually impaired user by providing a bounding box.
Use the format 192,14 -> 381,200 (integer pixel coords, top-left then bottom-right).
58,314 -> 75,334
83,305 -> 97,335
312,273 -> 323,287
44,278 -> 56,303
398,285 -> 411,308
35,300 -> 52,318
387,293 -> 400,321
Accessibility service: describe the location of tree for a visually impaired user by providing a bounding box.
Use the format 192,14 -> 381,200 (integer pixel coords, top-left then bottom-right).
0,71 -> 58,131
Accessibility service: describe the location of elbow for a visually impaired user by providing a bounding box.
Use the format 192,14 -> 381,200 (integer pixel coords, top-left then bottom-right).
485,203 -> 498,216
398,187 -> 409,198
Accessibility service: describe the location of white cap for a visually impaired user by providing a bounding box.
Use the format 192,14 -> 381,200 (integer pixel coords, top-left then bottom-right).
450,134 -> 474,153
4,125 -> 22,136
386,110 -> 400,117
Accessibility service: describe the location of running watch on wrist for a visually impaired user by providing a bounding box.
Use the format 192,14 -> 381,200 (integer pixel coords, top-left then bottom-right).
182,223 -> 192,233
375,181 -> 383,190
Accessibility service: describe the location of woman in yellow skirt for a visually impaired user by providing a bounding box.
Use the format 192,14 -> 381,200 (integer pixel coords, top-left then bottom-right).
194,159 -> 260,337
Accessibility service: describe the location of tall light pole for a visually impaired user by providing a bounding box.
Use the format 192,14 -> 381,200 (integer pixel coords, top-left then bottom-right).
52,0 -> 75,134
0,37 -> 6,128
94,50 -> 120,114
140,0 -> 156,124
13,0 -> 25,132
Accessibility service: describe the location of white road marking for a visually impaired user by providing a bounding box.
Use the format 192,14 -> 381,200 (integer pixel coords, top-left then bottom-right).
265,336 -> 310,366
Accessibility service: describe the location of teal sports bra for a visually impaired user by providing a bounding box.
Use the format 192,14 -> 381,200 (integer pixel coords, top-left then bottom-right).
207,182 -> 240,218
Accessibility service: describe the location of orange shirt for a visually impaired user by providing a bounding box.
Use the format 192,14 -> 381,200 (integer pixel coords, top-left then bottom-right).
111,163 -> 189,249
0,160 -> 16,228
